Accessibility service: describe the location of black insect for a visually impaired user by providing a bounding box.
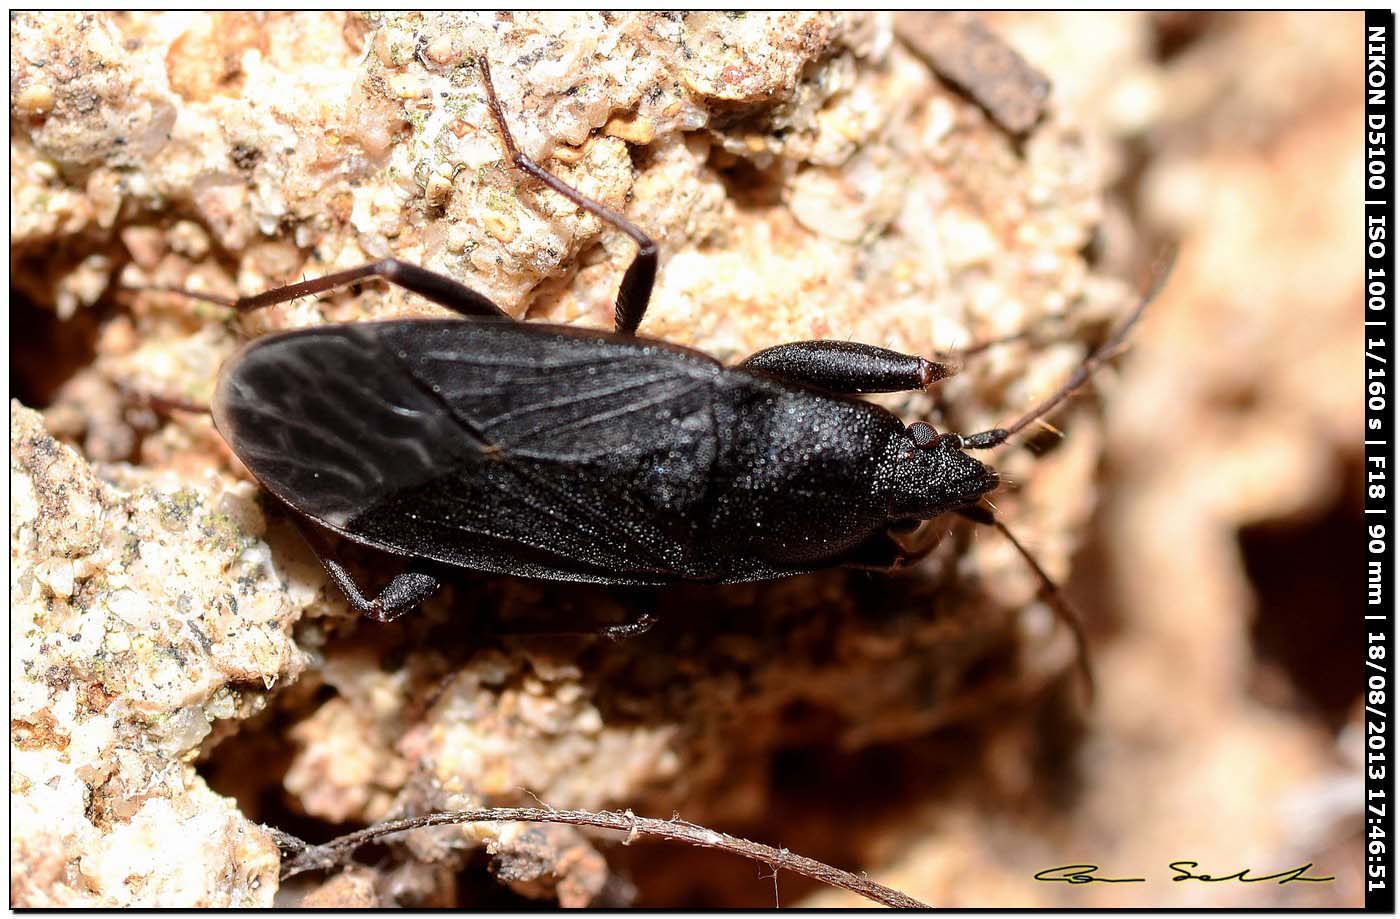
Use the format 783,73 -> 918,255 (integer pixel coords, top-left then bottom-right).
153,57 -> 1159,692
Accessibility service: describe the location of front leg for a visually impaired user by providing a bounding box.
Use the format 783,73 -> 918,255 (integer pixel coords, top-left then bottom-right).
839,523 -> 947,570
738,341 -> 954,394
957,506 -> 1094,698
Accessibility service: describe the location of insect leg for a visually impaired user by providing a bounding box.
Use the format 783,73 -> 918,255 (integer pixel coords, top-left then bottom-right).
115,380 -> 211,416
138,259 -> 510,320
489,589 -> 660,640
839,528 -> 936,570
602,611 -> 660,641
319,556 -> 442,623
497,611 -> 660,641
738,341 -> 955,394
293,520 -> 442,622
477,55 -> 658,336
956,505 -> 1094,700
844,519 -> 1091,698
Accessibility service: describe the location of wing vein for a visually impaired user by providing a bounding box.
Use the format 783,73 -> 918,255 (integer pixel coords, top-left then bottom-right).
499,379 -> 705,451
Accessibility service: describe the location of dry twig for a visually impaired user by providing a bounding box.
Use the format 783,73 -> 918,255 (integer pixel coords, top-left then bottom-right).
272,806 -> 928,909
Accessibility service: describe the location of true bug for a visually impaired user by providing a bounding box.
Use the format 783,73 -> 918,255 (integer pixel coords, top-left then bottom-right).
149,56 -> 1158,693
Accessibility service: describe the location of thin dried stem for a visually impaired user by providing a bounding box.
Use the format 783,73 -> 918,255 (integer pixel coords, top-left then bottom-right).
272,806 -> 928,909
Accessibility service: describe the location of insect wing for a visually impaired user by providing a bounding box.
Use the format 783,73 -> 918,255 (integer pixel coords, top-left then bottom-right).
213,322 -> 476,529
215,320 -> 721,581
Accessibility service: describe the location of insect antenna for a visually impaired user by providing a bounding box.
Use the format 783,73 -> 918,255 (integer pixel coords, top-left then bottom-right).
961,248 -> 1175,451
958,504 -> 1094,701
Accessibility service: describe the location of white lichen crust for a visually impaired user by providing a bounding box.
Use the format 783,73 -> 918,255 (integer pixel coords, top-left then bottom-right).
10,402 -> 315,906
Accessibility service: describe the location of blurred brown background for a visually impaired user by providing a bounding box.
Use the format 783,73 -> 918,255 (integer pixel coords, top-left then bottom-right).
840,10 -> 1366,907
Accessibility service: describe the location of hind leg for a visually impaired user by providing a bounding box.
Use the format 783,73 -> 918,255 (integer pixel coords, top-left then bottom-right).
478,55 -> 658,336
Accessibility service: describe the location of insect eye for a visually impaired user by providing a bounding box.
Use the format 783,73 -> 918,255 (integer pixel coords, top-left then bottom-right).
907,421 -> 938,449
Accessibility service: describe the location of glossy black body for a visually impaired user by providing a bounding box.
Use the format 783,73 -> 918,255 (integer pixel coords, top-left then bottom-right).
214,318 -> 998,586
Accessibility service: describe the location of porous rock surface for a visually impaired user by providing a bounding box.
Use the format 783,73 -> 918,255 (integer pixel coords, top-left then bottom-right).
10,402 -> 300,906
